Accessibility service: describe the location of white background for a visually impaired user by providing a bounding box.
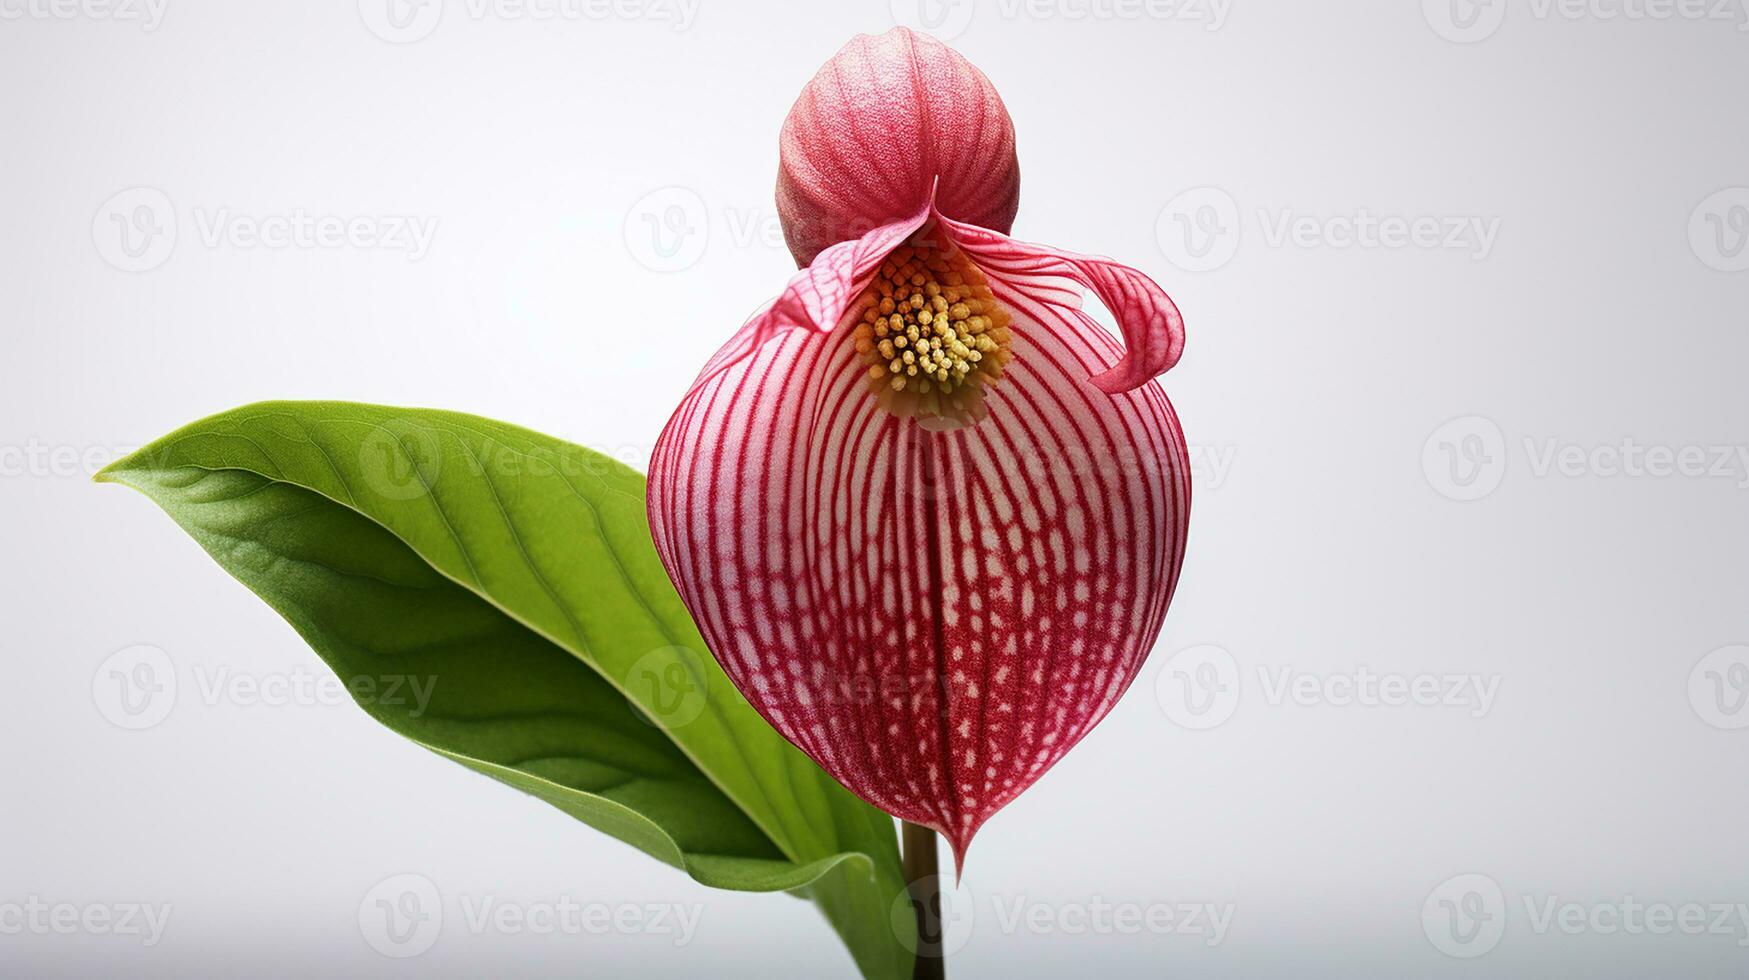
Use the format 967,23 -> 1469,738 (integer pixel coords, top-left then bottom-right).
3,0 -> 1748,976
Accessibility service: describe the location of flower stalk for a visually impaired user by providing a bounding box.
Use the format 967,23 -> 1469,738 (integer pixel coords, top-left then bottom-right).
902,821 -> 946,980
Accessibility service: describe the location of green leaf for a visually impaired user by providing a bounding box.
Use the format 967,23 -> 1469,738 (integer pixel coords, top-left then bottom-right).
98,401 -> 913,980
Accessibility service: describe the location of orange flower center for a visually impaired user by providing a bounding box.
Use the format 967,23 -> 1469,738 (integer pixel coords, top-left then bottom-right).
850,229 -> 1013,426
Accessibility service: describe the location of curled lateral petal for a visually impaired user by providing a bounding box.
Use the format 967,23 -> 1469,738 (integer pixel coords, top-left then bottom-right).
935,213 -> 1186,394
688,206 -> 931,387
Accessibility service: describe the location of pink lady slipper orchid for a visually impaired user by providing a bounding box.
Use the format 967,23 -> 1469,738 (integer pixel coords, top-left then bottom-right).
648,27 -> 1188,863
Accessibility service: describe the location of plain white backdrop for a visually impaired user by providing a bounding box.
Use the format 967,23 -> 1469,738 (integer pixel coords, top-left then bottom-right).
3,0 -> 1748,976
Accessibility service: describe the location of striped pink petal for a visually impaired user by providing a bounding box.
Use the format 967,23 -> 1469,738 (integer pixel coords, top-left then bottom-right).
648,207 -> 1189,864
776,27 -> 1020,268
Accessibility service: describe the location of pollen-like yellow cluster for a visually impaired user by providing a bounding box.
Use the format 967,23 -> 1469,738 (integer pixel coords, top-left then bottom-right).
850,230 -> 1013,425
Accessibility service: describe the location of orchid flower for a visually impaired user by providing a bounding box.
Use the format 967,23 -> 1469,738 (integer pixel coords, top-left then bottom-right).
647,27 -> 1189,865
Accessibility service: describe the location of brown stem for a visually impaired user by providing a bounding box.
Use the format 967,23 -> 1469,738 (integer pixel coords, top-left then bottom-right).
902,821 -> 946,980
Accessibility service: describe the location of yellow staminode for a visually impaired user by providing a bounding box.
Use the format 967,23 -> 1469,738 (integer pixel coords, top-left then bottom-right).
850,229 -> 1014,425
